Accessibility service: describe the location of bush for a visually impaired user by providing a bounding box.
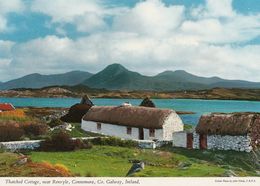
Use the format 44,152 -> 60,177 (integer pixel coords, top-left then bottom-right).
0,125 -> 24,142
89,137 -> 138,148
22,123 -> 48,136
40,130 -> 92,151
47,118 -> 63,128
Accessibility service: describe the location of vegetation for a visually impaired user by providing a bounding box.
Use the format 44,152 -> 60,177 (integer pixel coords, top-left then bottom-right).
29,146 -> 258,177
0,153 -> 72,177
1,86 -> 260,101
0,109 -> 49,141
89,137 -> 138,148
39,130 -> 92,152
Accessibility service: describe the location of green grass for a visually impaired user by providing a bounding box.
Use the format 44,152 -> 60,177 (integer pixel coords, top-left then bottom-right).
68,123 -> 103,138
29,146 -> 258,177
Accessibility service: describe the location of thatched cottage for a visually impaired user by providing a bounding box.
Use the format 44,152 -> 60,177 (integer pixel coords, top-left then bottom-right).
172,112 -> 260,152
81,106 -> 183,140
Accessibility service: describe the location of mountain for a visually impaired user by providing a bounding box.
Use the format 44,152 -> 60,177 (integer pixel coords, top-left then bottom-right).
80,64 -> 209,91
82,64 -> 151,90
155,70 -> 223,84
0,71 -> 93,90
83,64 -> 260,91
1,63 -> 260,91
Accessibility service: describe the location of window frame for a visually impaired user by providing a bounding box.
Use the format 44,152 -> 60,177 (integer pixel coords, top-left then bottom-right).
126,127 -> 132,135
97,122 -> 101,130
149,129 -> 155,137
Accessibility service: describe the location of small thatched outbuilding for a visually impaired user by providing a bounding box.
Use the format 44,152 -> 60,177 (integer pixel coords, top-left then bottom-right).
196,112 -> 260,151
61,95 -> 93,123
172,112 -> 260,152
81,105 -> 183,140
139,97 -> 156,108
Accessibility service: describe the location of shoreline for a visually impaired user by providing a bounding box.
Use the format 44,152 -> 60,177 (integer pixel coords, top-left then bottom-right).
1,96 -> 260,102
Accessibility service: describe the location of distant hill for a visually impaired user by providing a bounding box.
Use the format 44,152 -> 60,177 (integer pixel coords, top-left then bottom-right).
0,71 -> 93,90
155,70 -> 223,85
1,63 -> 260,91
82,64 -> 154,90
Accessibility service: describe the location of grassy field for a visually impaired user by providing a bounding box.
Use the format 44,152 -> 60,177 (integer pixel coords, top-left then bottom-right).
28,145 -> 259,177
0,153 -> 73,177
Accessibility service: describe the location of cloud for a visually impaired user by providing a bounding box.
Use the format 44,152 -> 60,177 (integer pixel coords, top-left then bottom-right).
0,0 -> 25,32
0,0 -> 260,82
113,0 -> 185,36
31,0 -> 107,33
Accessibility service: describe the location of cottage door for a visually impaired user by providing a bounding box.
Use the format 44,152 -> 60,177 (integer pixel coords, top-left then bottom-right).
187,133 -> 193,149
139,128 -> 144,140
199,134 -> 207,149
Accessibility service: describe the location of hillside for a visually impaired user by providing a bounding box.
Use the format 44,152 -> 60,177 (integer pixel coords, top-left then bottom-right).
82,64 -> 211,91
0,71 -> 93,90
1,85 -> 260,101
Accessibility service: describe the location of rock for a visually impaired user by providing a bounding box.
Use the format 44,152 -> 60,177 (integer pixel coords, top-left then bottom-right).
13,157 -> 28,166
126,161 -> 145,177
223,170 -> 238,177
178,162 -> 192,170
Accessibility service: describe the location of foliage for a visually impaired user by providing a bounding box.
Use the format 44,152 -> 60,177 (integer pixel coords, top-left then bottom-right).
0,123 -> 24,142
30,146 -> 258,177
39,130 -> 92,151
22,123 -> 49,136
47,118 -> 63,128
89,137 -> 138,148
0,109 -> 25,119
0,153 -> 73,177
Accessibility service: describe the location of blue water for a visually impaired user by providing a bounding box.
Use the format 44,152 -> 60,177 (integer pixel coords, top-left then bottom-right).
0,97 -> 259,125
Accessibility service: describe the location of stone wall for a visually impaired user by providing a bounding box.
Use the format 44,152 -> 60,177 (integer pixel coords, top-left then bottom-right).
206,134 -> 252,152
0,140 -> 42,151
192,133 -> 253,152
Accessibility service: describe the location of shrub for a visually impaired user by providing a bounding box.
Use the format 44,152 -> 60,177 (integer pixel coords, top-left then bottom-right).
39,130 -> 92,151
0,109 -> 25,118
47,118 -> 63,128
0,125 -> 24,142
89,137 -> 138,148
40,130 -> 75,151
22,123 -> 48,136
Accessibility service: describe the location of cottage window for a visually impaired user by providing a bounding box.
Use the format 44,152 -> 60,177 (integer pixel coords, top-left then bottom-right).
127,127 -> 132,135
97,123 -> 101,130
149,129 -> 155,137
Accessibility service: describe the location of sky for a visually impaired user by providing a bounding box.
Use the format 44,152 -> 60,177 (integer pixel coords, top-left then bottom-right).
0,0 -> 259,82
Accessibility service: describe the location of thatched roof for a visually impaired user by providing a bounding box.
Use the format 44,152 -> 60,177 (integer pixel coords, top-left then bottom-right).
82,106 -> 177,129
140,97 -> 156,108
61,103 -> 92,123
196,112 -> 260,135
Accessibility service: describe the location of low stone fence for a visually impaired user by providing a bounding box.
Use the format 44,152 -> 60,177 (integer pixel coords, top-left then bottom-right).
0,137 -> 101,151
0,140 -> 42,151
0,137 -> 168,151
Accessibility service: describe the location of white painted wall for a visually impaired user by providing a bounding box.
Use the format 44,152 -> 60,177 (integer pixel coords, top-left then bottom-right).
82,120 -> 165,140
81,120 -> 140,140
163,113 -> 184,140
81,112 -> 184,141
172,132 -> 187,148
143,128 -> 163,140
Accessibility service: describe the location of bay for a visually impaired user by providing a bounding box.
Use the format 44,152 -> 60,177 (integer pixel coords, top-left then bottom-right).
0,97 -> 259,125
